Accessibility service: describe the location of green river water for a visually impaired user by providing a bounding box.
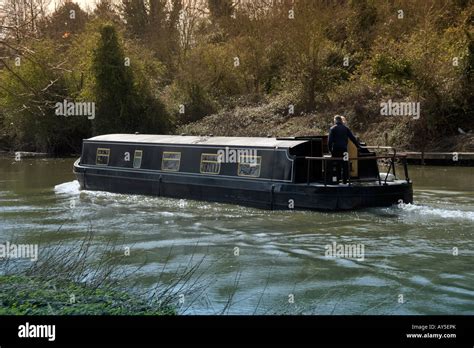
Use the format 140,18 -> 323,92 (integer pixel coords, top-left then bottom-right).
0,156 -> 473,314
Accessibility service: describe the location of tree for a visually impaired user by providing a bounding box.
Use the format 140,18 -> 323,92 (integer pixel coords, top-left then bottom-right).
41,2 -> 88,40
92,24 -> 135,134
94,0 -> 121,23
208,0 -> 233,21
92,23 -> 169,134
0,39 -> 90,154
0,0 -> 51,41
121,0 -> 148,38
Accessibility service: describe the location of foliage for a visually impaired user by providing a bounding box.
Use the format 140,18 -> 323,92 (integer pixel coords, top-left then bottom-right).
0,39 -> 90,154
371,53 -> 413,85
1,0 -> 473,153
0,227 -> 210,315
0,275 -> 174,315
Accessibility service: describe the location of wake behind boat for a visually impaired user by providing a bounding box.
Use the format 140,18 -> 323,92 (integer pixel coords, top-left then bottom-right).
73,134 -> 413,211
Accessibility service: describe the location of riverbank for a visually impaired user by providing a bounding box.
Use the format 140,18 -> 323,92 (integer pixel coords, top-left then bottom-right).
2,95 -> 473,165
0,228 -> 202,316
178,97 -> 474,154
0,151 -> 80,158
0,275 -> 173,315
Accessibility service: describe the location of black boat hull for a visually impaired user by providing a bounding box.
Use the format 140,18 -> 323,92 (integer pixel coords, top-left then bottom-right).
74,159 -> 413,211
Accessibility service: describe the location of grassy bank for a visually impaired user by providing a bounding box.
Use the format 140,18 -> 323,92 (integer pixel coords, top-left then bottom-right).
0,275 -> 173,315
0,229 -> 205,315
179,95 -> 474,152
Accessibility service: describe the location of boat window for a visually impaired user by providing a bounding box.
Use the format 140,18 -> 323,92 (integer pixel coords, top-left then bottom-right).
96,148 -> 110,166
238,156 -> 261,177
161,152 -> 181,171
200,153 -> 221,174
133,150 -> 143,169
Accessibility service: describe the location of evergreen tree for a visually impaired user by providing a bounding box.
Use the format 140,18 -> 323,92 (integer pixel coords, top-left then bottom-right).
94,0 -> 121,23
121,0 -> 148,39
92,24 -> 135,134
92,23 -> 169,135
42,2 -> 88,40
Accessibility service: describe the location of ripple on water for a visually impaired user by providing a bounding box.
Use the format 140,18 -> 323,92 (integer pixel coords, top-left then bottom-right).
37,177 -> 474,314
381,203 -> 474,222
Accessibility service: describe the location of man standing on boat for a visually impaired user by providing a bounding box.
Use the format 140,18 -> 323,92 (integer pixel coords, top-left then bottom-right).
328,115 -> 361,184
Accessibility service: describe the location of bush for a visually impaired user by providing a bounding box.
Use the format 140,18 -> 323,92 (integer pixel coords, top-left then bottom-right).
372,54 -> 413,85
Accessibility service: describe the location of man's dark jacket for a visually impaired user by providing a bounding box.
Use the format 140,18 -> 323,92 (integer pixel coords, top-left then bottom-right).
328,122 -> 360,153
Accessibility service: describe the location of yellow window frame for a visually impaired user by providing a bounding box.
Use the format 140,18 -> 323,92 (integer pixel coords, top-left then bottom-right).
133,150 -> 143,169
200,153 -> 221,174
161,151 -> 181,171
237,155 -> 262,177
96,148 -> 110,166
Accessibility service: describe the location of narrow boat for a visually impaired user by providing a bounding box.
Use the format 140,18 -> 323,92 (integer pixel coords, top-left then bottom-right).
73,134 -> 413,211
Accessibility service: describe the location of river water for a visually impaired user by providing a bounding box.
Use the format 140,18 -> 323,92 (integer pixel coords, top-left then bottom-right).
0,156 -> 473,314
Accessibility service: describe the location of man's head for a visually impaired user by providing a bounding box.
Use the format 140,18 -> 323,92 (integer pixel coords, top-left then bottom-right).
334,115 -> 343,124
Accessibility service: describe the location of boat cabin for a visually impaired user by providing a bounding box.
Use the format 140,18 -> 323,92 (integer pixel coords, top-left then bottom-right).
78,134 -> 380,184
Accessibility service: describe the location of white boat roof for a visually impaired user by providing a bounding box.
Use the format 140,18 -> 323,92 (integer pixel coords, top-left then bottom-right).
86,134 -> 309,149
